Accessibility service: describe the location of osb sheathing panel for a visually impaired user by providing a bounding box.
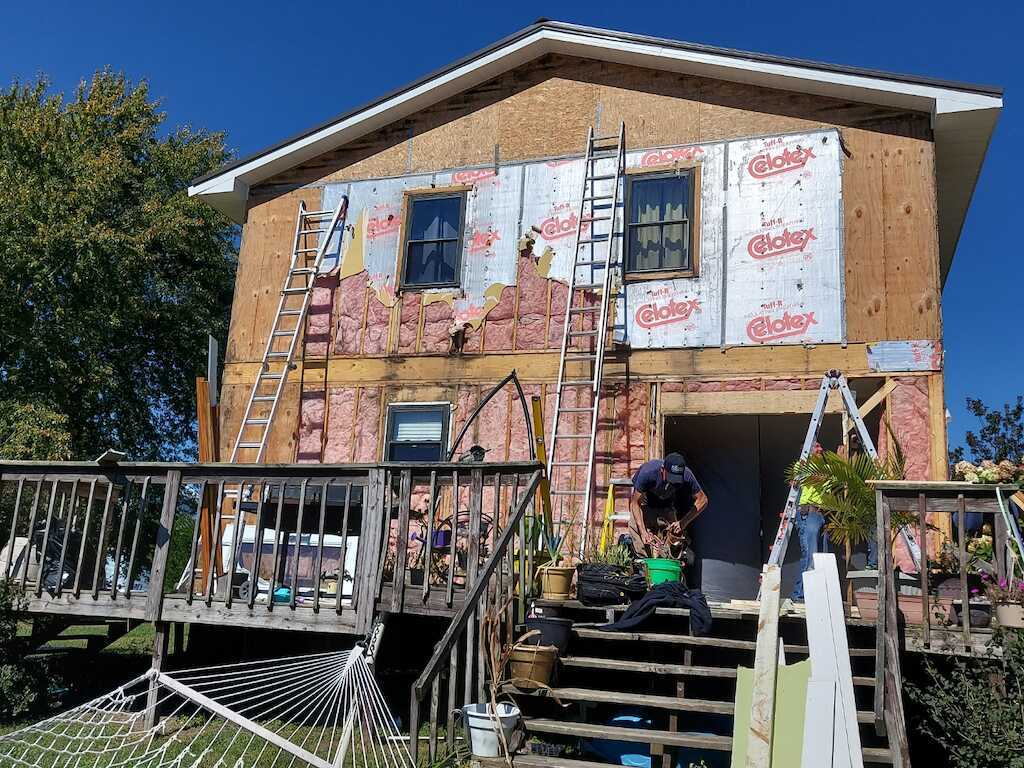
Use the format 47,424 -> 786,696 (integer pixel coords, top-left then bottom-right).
218,382 -> 299,463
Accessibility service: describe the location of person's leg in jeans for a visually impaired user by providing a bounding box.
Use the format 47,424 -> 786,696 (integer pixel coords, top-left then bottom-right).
791,505 -> 825,601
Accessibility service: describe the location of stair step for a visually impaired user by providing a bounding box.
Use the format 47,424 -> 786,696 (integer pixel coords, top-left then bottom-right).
513,747 -> 892,766
571,628 -> 877,657
523,718 -> 732,751
561,656 -> 737,678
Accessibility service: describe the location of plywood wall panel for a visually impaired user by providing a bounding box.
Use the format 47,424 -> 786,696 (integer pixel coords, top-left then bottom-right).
496,74 -> 598,161
843,130 -> 887,341
881,136 -> 941,340
594,71 -> 701,148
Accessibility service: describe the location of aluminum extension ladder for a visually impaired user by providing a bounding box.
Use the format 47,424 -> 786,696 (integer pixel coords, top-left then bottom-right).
230,196 -> 349,463
765,369 -> 922,571
547,123 -> 626,559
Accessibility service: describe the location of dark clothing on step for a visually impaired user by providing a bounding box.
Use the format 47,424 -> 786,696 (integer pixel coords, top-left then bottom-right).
599,582 -> 713,637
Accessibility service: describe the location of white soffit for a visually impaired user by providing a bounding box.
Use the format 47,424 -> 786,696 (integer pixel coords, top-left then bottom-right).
189,22 -> 1001,278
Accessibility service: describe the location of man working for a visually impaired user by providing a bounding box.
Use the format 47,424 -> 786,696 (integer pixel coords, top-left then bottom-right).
791,441 -> 829,602
629,452 -> 709,560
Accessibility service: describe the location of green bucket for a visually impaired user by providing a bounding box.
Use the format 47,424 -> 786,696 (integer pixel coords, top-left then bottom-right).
644,558 -> 682,586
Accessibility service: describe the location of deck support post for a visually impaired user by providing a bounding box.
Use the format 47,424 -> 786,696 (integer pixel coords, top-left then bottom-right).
145,621 -> 170,730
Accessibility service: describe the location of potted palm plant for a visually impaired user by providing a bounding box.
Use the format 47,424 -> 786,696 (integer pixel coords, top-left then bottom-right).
787,439 -> 909,611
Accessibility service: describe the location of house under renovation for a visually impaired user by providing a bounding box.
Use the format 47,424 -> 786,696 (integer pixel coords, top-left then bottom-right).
0,20 -> 1009,768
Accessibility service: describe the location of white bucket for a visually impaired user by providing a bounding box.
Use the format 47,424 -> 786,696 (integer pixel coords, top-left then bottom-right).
459,702 -> 520,757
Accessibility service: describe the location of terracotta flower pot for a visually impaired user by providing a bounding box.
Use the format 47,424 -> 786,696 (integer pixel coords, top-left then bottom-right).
539,566 -> 574,600
995,602 -> 1024,629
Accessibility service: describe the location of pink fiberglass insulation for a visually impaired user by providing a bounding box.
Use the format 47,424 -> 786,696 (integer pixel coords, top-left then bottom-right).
462,322 -> 483,353
687,378 -> 763,393
483,286 -> 515,351
514,255 -> 550,351
547,281 -> 569,348
323,387 -> 358,463
764,378 -> 804,391
421,300 -> 454,353
334,272 -> 368,355
507,383 -> 543,461
297,387 -> 326,462
362,295 -> 391,355
661,381 -> 685,393
397,292 -> 421,354
475,387 -> 511,461
353,388 -> 382,461
305,275 -> 338,358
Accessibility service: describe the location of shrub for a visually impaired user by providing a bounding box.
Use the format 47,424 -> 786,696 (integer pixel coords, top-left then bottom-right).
0,579 -> 48,722
907,629 -> 1024,767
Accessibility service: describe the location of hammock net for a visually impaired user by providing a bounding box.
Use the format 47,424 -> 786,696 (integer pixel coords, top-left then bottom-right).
0,648 -> 414,767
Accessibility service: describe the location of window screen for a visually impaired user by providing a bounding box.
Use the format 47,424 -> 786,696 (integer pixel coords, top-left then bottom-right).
403,194 -> 464,287
626,172 -> 693,273
386,405 -> 449,462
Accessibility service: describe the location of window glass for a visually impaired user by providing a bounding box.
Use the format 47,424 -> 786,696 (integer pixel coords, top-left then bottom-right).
626,173 -> 692,273
387,406 -> 448,462
404,195 -> 463,287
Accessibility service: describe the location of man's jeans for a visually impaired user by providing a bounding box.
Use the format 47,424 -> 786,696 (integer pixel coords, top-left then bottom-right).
791,505 -> 828,601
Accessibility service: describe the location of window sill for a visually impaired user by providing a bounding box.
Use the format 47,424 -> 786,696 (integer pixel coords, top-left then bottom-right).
623,269 -> 698,282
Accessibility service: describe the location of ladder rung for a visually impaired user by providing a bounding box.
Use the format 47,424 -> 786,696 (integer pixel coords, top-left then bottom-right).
302,210 -> 332,217
577,236 -> 610,245
554,434 -> 590,440
245,418 -> 270,426
583,194 -> 614,202
573,260 -> 609,267
551,489 -> 587,496
582,215 -> 612,222
236,442 -> 263,449
280,309 -> 303,316
560,380 -> 593,386
558,407 -> 594,413
295,248 -> 319,253
574,283 -> 603,290
282,287 -> 309,295
592,132 -> 620,141
587,174 -> 617,181
569,306 -> 600,314
252,396 -> 276,402
290,268 -> 317,275
260,373 -> 285,380
272,330 -> 297,337
553,461 -> 590,467
569,330 -> 598,337
565,355 -> 596,361
266,351 -> 291,359
299,228 -> 327,234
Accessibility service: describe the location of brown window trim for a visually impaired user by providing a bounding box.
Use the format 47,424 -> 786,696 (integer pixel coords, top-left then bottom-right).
396,184 -> 472,291
622,162 -> 702,281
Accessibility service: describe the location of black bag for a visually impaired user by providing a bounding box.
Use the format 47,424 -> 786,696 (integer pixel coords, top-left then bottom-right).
575,563 -> 647,606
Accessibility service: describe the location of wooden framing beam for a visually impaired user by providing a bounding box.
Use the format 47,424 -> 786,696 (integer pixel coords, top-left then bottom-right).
660,389 -> 844,416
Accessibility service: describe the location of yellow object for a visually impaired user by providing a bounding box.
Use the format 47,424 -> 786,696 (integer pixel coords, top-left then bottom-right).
799,484 -> 824,506
531,396 -> 554,538
599,483 -> 616,554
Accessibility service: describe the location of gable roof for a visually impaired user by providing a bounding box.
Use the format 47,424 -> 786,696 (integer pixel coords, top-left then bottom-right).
189,20 -> 1002,280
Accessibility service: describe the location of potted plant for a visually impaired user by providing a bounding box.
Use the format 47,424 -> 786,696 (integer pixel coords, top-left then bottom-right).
575,543 -> 646,607
535,508 -> 578,601
983,573 -> 1024,629
788,435 -> 910,608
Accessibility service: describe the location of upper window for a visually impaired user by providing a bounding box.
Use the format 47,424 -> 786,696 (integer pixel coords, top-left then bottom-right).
386,404 -> 449,462
402,193 -> 465,288
625,171 -> 695,275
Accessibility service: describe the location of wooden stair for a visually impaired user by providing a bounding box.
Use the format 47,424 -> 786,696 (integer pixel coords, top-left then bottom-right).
500,600 -> 894,767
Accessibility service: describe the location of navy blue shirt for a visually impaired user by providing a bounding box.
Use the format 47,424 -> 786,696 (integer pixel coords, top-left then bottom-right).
632,459 -> 703,530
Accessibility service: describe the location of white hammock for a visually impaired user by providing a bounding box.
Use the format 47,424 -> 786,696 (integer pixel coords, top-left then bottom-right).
0,647 -> 414,767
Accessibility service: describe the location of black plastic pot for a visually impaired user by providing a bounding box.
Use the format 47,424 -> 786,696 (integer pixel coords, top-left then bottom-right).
524,616 -> 574,654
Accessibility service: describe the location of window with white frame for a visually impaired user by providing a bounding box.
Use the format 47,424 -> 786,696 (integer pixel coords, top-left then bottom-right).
385,404 -> 450,461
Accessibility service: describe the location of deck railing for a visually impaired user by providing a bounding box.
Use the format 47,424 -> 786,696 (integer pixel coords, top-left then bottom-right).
872,480 -> 1021,764
0,460 -> 543,634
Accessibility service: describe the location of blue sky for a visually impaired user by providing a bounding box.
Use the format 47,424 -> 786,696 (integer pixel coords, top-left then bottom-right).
2,1 -> 1019,454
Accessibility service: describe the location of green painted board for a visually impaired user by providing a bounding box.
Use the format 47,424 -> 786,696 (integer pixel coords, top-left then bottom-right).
730,660 -> 810,767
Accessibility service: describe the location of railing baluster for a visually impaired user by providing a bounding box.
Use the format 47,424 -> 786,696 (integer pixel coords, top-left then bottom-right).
290,480 -> 308,610
55,479 -> 81,598
518,513 -> 527,622
446,470 -> 458,607
917,493 -> 930,648
267,482 -> 286,611
446,643 -> 458,746
72,479 -> 97,598
313,481 -> 328,614
36,479 -> 61,598
464,604 -> 476,713
423,471 -> 437,602
391,470 -> 412,612
3,478 -> 25,580
125,477 -> 150,600
957,493 -> 970,650
375,470 -> 391,603
91,482 -> 115,601
476,583 -> 487,705
185,480 -> 206,606
336,483 -> 351,615
248,486 -> 268,610
204,481 -> 226,606
428,675 -> 440,761
19,479 -> 43,593
492,473 -> 502,555
225,482 -> 249,609
110,480 -> 134,599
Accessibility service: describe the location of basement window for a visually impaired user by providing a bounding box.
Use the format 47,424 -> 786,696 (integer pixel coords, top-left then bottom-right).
401,193 -> 465,288
625,170 -> 697,277
386,404 -> 450,462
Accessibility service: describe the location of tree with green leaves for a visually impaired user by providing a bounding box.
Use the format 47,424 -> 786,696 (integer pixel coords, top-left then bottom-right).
0,71 -> 236,461
950,396 -> 1024,464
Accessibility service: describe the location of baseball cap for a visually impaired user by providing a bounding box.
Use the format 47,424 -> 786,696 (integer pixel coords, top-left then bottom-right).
664,452 -> 687,484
